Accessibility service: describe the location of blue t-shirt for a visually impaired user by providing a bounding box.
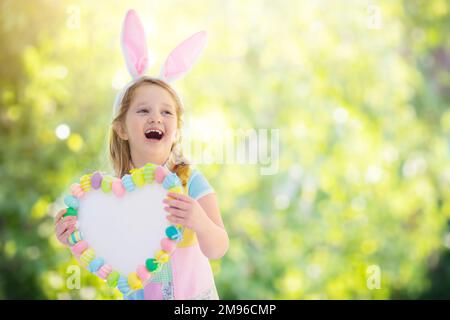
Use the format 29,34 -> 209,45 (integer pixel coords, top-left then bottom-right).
187,169 -> 215,200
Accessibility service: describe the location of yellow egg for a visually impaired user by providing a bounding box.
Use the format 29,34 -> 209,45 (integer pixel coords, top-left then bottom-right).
80,248 -> 95,267
80,174 -> 92,192
128,272 -> 143,290
168,185 -> 183,194
131,170 -> 145,187
155,250 -> 170,264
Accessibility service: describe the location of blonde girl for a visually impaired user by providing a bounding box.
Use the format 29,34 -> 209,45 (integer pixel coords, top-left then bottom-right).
54,9 -> 228,300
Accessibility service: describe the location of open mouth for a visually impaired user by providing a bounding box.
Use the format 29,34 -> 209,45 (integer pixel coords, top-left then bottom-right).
144,129 -> 164,141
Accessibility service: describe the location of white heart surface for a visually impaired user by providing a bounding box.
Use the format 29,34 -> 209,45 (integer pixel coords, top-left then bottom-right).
77,183 -> 169,276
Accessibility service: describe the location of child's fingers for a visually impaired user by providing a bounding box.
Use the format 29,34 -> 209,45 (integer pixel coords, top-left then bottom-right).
57,234 -> 70,245
54,216 -> 76,233
65,226 -> 76,236
166,215 -> 185,225
55,221 -> 67,234
59,227 -> 75,241
167,192 -> 191,203
57,218 -> 76,231
55,225 -> 63,235
163,198 -> 189,210
54,209 -> 67,224
64,217 -> 77,227
56,218 -> 76,234
164,206 -> 186,217
56,224 -> 72,237
56,229 -> 68,242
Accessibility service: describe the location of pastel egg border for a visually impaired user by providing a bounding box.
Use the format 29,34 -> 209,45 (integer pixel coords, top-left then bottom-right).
64,163 -> 184,296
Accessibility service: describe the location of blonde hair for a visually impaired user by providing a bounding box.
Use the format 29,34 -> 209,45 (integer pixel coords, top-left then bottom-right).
109,77 -> 191,187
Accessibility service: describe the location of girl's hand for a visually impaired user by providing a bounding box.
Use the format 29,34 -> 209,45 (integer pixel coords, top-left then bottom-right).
163,193 -> 210,233
54,208 -> 77,246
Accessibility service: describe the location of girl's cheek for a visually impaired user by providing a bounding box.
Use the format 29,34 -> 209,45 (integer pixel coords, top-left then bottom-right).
167,130 -> 177,142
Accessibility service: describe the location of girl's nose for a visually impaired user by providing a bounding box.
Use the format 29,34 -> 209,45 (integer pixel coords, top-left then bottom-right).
148,118 -> 162,124
147,111 -> 162,124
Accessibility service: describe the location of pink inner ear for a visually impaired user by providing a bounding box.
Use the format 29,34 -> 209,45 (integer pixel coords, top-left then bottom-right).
162,31 -> 207,81
122,10 -> 148,77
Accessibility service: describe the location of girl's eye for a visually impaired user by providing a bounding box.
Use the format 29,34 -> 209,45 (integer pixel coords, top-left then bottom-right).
162,110 -> 173,115
138,109 -> 149,113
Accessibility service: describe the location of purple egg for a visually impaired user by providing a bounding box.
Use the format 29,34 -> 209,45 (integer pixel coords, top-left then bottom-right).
91,172 -> 103,189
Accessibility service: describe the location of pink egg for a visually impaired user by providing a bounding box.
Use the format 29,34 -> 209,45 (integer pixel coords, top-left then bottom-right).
155,166 -> 168,184
112,179 -> 125,197
70,183 -> 84,198
136,265 -> 151,283
97,264 -> 113,279
71,240 -> 88,257
161,238 -> 177,254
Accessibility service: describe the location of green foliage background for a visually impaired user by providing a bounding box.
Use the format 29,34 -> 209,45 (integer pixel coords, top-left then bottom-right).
1,0 -> 450,299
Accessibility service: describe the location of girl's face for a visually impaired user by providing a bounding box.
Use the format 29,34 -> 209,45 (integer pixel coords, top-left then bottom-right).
117,83 -> 178,166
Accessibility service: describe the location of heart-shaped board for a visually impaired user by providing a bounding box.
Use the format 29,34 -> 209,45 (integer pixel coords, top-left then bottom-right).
62,162 -> 184,296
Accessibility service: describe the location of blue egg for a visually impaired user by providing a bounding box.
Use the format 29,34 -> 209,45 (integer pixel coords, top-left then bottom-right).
117,275 -> 131,295
68,231 -> 83,246
162,172 -> 181,190
121,174 -> 135,192
87,257 -> 104,273
125,289 -> 144,300
165,225 -> 182,241
64,195 -> 80,209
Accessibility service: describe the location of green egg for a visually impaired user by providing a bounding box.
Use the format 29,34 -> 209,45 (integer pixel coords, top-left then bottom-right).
63,207 -> 78,218
101,177 -> 112,193
143,164 -> 156,183
145,258 -> 161,273
106,271 -> 120,287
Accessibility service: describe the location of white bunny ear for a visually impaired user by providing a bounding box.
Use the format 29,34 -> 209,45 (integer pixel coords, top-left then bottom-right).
121,9 -> 151,78
159,31 -> 208,83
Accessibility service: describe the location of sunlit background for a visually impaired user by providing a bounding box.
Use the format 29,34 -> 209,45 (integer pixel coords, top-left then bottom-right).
1,0 -> 450,299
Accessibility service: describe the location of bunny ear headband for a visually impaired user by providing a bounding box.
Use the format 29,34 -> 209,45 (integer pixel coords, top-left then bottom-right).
112,9 -> 208,117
